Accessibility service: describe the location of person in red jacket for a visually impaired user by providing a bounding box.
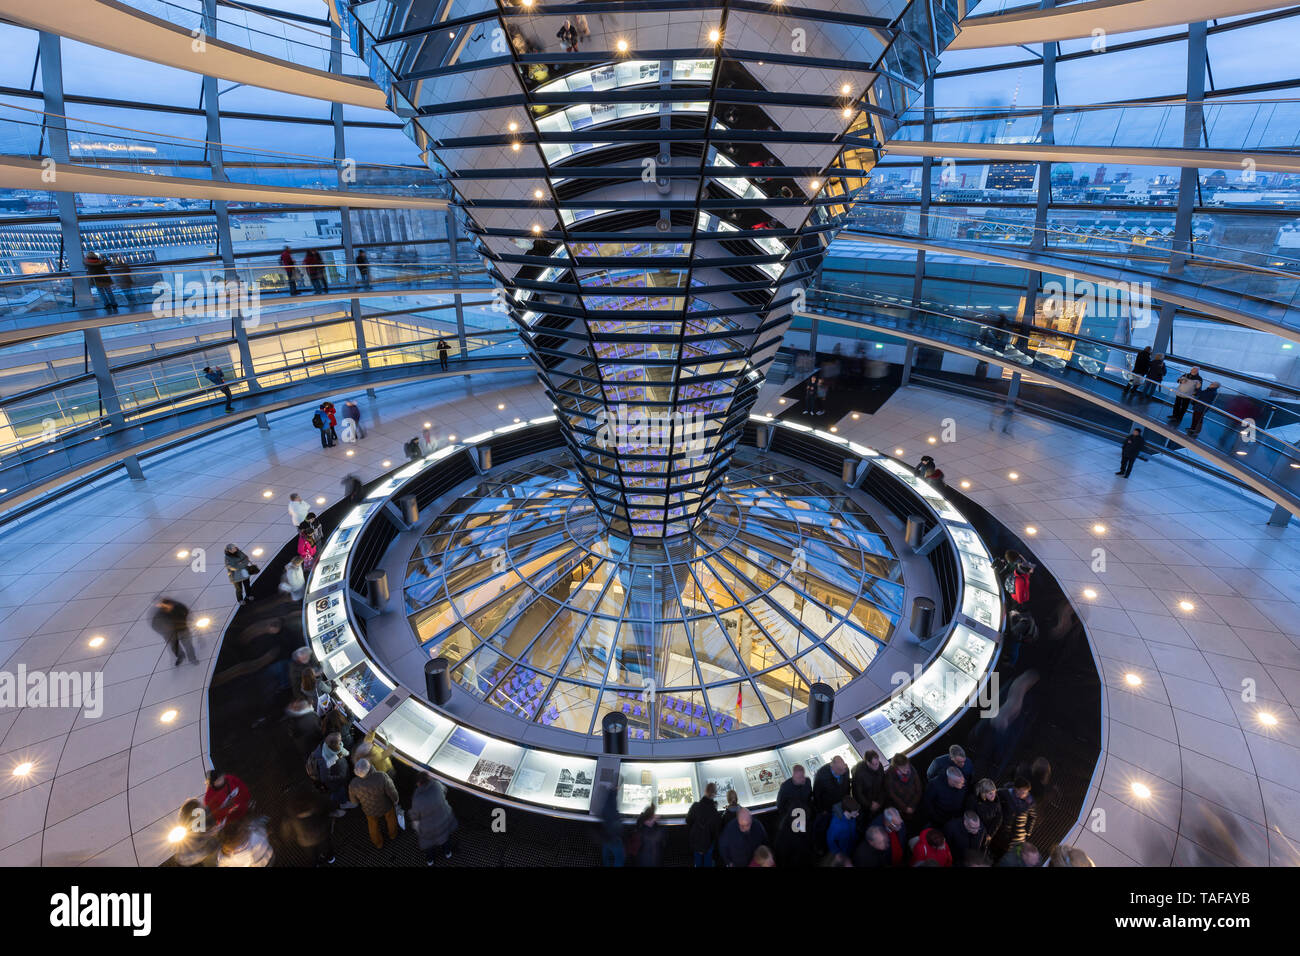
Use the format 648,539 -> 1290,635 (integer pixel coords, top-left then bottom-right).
279,245 -> 301,296
1010,561 -> 1033,609
911,827 -> 953,866
203,769 -> 251,828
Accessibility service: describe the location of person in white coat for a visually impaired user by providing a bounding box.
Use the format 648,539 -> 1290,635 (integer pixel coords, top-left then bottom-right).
288,493 -> 310,528
280,556 -> 306,601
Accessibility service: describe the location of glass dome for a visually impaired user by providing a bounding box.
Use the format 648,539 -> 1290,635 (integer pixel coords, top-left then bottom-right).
403,450 -> 905,741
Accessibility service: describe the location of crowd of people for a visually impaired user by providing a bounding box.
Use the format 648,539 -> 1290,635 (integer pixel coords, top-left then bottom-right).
311,398 -> 365,448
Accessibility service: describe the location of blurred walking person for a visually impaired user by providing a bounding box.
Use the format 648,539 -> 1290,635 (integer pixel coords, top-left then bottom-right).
355,248 -> 371,290
1187,381 -> 1219,438
84,250 -> 119,313
203,365 -> 235,412
343,399 -> 365,439
303,248 -> 329,294
281,790 -> 336,866
409,771 -> 458,864
288,492 -> 310,527
280,245 -> 302,296
151,597 -> 197,666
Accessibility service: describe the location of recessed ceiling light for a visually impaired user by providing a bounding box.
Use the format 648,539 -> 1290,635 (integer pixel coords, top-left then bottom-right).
1025,526 -> 1037,535
1131,781 -> 1152,799
514,418 -> 520,423
1178,600 -> 1195,611
532,224 -> 542,234
708,28 -> 721,43
1257,711 -> 1278,727
840,83 -> 851,95
508,121 -> 518,132
1008,471 -> 1019,480
778,398 -> 786,404
1092,523 -> 1106,534
88,636 -> 105,648
160,709 -> 178,724
1083,588 -> 1097,599
511,142 -> 521,152
851,412 -> 860,420
616,39 -> 628,53
1124,672 -> 1142,686
195,617 -> 211,628
12,762 -> 33,777
498,403 -> 506,410
829,426 -> 838,432
449,435 -> 457,441
927,436 -> 937,444
894,448 -> 904,456
810,179 -> 821,189
167,826 -> 187,844
842,108 -> 851,117
251,547 -> 263,557
382,460 -> 392,467
176,550 -> 189,559
959,480 -> 970,489
1236,450 -> 1248,456
262,490 -> 273,498
315,496 -> 326,505
423,422 -> 432,428
346,450 -> 354,457
533,189 -> 544,199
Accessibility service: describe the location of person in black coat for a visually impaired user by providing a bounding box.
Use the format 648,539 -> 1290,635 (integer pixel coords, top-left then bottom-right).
773,806 -> 818,868
926,744 -> 974,785
1116,427 -> 1144,478
851,752 -> 886,821
851,825 -> 894,868
776,765 -> 812,818
922,766 -> 968,828
718,808 -> 768,867
631,807 -> 666,867
685,784 -> 722,867
1187,381 -> 1219,438
1123,346 -> 1152,394
280,790 -> 335,865
994,778 -> 1038,856
943,810 -> 989,866
967,778 -> 1003,845
1140,354 -> 1167,398
812,755 -> 851,815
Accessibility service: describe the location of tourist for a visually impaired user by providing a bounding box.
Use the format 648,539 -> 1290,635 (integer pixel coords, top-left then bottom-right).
994,777 -> 1039,856
812,754 -> 851,815
280,556 -> 306,601
349,757 -> 402,850
280,245 -> 301,295
217,816 -> 274,867
851,825 -> 893,868
306,732 -> 354,814
967,778 -> 1004,844
851,751 -> 886,818
1123,345 -> 1152,394
312,407 -> 335,448
343,399 -> 365,438
151,597 -> 198,666
718,807 -> 768,867
927,744 -> 974,785
203,365 -> 235,412
202,768 -> 251,828
1116,426 -> 1144,478
1187,381 -> 1220,438
631,806 -> 666,867
288,492 -> 310,527
1168,365 -> 1203,426
884,754 -> 923,827
777,764 -> 812,817
825,795 -> 861,856
224,543 -> 256,605
172,799 -> 220,867
910,827 -> 952,866
944,809 -> 990,866
409,772 -> 458,863
922,765 -> 968,828
280,790 -> 335,866
685,782 -> 722,867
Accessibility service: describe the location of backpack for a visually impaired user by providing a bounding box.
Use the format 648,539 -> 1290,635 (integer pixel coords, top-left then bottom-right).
311,412 -> 324,429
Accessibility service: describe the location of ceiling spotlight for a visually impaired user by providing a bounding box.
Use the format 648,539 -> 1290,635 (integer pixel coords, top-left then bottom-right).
1124,672 -> 1142,686
168,826 -> 187,844
13,762 -> 33,777
778,398 -> 786,404
959,480 -> 970,489
1008,471 -> 1019,480
448,434 -> 457,441
927,436 -> 937,444
448,31 -> 455,38
809,179 -> 821,190
88,636 -> 105,649
616,38 -> 628,53
508,121 -> 518,132
1025,526 -> 1037,536
851,413 -> 860,420
829,426 -> 838,433
708,28 -> 721,43
423,421 -> 432,428
1083,588 -> 1097,599
894,447 -> 904,456
262,490 -> 273,498
498,403 -> 506,410
346,450 -> 354,457
195,617 -> 211,628
316,496 -> 326,505
382,460 -> 392,467
532,224 -> 542,234
1235,450 -> 1248,456
522,0 -> 533,7
533,189 -> 544,199
1131,781 -> 1152,800
251,548 -> 264,557
842,108 -> 852,117
514,418 -> 521,423
1178,600 -> 1195,612
160,709 -> 178,724
840,83 -> 851,95
1092,523 -> 1106,534
511,142 -> 521,152
1258,711 -> 1279,727
176,550 -> 189,560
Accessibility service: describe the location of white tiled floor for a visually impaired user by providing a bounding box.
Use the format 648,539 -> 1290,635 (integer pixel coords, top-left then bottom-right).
3,371 -> 1297,866
0,370 -> 541,866
753,383 -> 1300,867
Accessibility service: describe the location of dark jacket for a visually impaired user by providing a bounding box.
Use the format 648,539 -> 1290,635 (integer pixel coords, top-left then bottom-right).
1131,348 -> 1152,377
922,776 -> 967,827
685,796 -> 722,853
926,754 -> 974,784
1145,358 -> 1166,382
812,764 -> 851,814
1192,385 -> 1219,415
150,602 -> 190,641
997,787 -> 1038,845
776,777 -> 812,818
1122,432 -> 1145,460
967,791 -> 1004,843
205,368 -> 226,386
306,741 -> 350,790
717,817 -> 768,867
408,779 -> 457,849
884,765 -> 923,816
773,810 -> 817,868
348,770 -> 399,818
632,821 -> 665,867
851,758 -> 886,814
943,817 -> 989,865
281,793 -> 332,850
852,839 -> 892,868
